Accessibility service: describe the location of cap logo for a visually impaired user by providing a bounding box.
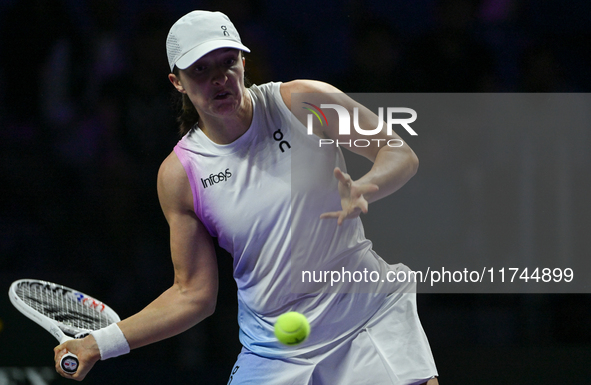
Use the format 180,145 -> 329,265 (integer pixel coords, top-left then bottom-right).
221,25 -> 229,36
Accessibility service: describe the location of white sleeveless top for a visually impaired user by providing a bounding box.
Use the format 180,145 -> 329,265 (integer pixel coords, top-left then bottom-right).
174,82 -> 404,358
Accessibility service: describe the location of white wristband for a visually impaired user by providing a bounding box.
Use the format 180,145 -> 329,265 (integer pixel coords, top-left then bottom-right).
90,323 -> 130,360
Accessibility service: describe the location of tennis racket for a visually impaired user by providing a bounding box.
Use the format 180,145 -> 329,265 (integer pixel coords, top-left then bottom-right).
8,279 -> 120,374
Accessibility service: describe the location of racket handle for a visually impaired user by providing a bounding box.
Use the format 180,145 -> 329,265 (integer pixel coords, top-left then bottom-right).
60,352 -> 79,374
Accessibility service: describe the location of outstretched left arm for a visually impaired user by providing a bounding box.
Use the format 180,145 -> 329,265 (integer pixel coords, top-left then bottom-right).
280,79 -> 419,224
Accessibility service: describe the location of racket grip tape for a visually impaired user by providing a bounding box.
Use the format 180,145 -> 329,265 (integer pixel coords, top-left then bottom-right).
60,352 -> 79,374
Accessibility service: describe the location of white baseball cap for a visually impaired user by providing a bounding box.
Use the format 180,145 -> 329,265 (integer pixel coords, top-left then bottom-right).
166,11 -> 251,71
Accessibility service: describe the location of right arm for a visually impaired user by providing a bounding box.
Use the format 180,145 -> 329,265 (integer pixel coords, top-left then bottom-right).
55,151 -> 219,380
120,151 -> 219,349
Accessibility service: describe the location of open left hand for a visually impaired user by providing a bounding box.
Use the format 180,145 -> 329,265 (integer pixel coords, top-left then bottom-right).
320,167 -> 379,225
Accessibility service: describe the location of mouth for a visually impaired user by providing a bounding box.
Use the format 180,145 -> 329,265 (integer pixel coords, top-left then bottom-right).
214,91 -> 230,100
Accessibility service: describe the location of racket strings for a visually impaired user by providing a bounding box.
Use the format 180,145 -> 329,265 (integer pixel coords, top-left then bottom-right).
16,283 -> 113,332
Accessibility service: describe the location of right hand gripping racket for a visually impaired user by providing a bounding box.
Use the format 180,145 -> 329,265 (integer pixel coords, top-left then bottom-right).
8,279 -> 120,374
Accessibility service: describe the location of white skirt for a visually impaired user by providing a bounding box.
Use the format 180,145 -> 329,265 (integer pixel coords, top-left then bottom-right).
227,290 -> 438,385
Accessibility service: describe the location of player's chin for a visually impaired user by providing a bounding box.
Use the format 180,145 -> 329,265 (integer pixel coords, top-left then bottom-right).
212,96 -> 242,112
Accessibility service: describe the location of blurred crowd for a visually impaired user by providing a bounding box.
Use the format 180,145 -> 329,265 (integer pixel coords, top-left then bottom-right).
1,0 -> 590,381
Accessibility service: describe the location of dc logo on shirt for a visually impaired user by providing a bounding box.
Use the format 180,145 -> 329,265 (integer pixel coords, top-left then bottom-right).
273,129 -> 291,152
227,365 -> 239,384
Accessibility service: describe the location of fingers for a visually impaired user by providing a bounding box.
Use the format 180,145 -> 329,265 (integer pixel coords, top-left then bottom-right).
358,198 -> 369,214
54,347 -> 67,371
319,211 -> 338,219
333,167 -> 351,186
320,207 -> 362,225
54,344 -> 65,361
54,347 -> 73,379
319,211 -> 347,226
333,167 -> 379,197
54,343 -> 72,372
323,167 -> 378,225
320,211 -> 348,226
54,336 -> 100,381
54,342 -> 82,381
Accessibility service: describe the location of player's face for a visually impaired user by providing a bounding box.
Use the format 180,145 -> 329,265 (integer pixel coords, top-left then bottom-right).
175,48 -> 247,120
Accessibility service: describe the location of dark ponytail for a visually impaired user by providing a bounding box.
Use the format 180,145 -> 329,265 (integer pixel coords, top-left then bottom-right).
172,67 -> 200,137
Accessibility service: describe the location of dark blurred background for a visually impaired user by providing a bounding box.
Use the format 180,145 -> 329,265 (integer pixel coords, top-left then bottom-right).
1,0 -> 590,383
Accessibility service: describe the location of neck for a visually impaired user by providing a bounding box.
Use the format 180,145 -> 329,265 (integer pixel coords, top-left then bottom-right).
198,89 -> 253,145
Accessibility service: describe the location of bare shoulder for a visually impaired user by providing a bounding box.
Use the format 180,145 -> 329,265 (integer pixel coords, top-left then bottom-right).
280,80 -> 342,109
281,79 -> 341,93
158,151 -> 188,192
158,151 -> 186,181
157,151 -> 194,216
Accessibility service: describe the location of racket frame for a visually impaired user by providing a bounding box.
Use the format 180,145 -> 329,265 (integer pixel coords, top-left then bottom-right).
8,279 -> 120,374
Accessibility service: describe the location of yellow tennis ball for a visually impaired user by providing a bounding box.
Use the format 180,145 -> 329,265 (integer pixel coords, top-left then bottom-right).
274,311 -> 310,345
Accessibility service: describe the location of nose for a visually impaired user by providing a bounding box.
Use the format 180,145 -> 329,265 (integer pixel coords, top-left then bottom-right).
211,66 -> 228,85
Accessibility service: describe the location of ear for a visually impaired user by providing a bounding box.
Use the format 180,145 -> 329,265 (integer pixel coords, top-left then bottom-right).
168,73 -> 186,94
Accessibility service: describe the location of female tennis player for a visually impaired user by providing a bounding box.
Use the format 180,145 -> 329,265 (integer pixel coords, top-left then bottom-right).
55,10 -> 438,384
